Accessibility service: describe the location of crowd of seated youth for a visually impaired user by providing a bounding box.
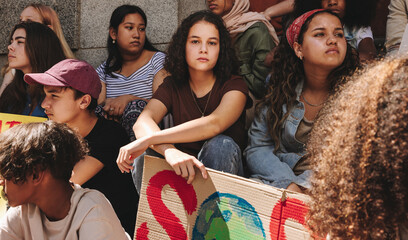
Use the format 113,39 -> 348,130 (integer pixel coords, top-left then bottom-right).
0,0 -> 406,238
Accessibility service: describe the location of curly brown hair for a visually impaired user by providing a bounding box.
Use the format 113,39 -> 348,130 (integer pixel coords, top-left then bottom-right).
164,10 -> 238,86
307,57 -> 408,239
0,121 -> 88,184
258,10 -> 360,152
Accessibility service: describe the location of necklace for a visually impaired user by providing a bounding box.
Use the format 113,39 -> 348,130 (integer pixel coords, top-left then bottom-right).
190,86 -> 213,117
300,93 -> 326,107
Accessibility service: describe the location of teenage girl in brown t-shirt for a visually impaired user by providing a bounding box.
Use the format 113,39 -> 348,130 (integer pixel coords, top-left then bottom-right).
117,10 -> 249,189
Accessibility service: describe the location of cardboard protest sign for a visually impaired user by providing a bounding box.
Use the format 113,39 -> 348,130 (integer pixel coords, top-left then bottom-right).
135,156 -> 311,240
0,113 -> 47,133
0,113 -> 47,218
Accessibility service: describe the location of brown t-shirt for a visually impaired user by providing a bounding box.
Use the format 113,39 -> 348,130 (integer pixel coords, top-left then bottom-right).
153,75 -> 249,156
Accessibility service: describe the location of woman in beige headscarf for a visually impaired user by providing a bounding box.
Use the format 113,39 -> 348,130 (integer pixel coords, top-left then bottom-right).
207,0 -> 279,128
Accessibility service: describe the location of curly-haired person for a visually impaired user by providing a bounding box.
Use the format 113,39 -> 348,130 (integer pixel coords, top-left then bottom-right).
307,57 -> 408,239
117,10 -> 251,191
0,121 -> 130,239
244,9 -> 359,193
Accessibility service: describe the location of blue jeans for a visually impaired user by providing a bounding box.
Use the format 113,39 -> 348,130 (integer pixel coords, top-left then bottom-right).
131,134 -> 243,193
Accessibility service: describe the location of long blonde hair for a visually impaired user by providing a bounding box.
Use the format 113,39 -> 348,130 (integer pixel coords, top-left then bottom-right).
27,3 -> 75,59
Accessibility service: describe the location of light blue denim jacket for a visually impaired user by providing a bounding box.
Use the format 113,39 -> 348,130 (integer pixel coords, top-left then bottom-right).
244,82 -> 311,189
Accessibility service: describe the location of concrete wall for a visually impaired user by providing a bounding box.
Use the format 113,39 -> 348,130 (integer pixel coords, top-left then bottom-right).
0,0 -> 206,84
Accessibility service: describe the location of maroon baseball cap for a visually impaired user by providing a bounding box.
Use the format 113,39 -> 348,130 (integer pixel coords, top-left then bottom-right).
24,59 -> 101,99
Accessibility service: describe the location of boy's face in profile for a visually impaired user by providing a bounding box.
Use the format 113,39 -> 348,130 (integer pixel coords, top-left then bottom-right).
0,176 -> 34,207
41,86 -> 83,124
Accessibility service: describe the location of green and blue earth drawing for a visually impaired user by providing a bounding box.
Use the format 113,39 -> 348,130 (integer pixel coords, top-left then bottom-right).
192,192 -> 266,240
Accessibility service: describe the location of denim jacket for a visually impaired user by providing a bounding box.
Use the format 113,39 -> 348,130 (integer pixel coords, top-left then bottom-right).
244,82 -> 311,189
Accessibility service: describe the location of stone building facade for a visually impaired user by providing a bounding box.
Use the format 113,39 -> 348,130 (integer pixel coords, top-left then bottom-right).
0,0 -> 206,84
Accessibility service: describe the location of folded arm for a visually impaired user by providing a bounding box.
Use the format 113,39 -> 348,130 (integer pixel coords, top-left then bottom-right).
70,156 -> 104,185
262,0 -> 294,20
117,90 -> 246,183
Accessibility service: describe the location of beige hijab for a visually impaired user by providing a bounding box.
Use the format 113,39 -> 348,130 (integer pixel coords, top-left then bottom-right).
222,0 -> 279,45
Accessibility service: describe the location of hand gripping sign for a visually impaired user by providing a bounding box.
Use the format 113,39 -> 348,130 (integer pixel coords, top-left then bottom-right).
134,156 -> 312,240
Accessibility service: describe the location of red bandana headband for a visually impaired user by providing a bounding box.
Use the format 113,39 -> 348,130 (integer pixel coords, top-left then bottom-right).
286,9 -> 326,49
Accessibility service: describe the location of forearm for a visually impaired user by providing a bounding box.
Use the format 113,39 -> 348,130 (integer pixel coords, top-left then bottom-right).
98,81 -> 107,105
136,91 -> 245,148
134,116 -> 218,157
133,112 -> 180,156
263,0 -> 294,18
70,156 -> 104,185
123,94 -> 148,102
139,115 -> 221,147
150,143 -> 177,157
358,38 -> 377,62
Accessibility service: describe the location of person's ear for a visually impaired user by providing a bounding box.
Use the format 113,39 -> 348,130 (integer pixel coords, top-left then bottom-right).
79,95 -> 92,110
32,169 -> 45,186
109,27 -> 117,41
293,42 -> 303,61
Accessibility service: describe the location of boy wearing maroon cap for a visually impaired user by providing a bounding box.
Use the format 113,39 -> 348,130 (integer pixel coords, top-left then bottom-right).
24,59 -> 138,237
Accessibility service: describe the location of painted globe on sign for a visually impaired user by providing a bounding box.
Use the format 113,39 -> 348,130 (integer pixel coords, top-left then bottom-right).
192,192 -> 266,240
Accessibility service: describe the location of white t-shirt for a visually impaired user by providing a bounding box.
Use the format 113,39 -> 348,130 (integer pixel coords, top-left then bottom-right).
344,25 -> 374,49
0,185 -> 131,240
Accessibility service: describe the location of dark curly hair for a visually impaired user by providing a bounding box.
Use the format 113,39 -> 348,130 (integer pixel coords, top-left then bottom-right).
0,22 -> 66,114
104,4 -> 158,76
0,121 -> 88,184
307,57 -> 408,239
258,10 -> 360,152
164,10 -> 238,86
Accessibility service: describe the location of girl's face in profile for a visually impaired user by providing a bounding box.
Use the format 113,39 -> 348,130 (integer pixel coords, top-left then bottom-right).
207,0 -> 234,17
8,28 -> 31,74
321,0 -> 346,19
185,21 -> 220,74
111,13 -> 146,56
294,13 -> 346,73
20,6 -> 43,23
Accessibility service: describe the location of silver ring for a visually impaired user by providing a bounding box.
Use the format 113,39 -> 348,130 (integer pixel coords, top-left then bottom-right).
109,108 -> 114,111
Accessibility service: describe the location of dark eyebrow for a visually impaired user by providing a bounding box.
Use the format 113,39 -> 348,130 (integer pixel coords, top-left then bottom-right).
311,27 -> 344,32
311,27 -> 326,32
123,22 -> 145,26
14,36 -> 26,40
44,87 -> 62,94
189,35 -> 219,41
